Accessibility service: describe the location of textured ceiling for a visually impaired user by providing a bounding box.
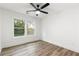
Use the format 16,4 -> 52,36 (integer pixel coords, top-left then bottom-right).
0,3 -> 78,19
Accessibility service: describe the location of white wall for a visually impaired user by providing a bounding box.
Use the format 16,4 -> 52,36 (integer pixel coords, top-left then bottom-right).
0,8 -> 41,48
0,9 -> 2,53
42,3 -> 79,52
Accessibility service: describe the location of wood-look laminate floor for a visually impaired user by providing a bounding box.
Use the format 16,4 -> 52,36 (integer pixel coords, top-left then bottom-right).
1,40 -> 79,56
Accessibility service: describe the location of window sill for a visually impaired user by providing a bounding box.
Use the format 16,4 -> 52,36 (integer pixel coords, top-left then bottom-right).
13,35 -> 26,39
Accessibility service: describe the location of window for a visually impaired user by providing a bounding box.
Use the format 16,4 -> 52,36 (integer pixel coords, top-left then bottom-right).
27,22 -> 35,35
14,18 -> 25,36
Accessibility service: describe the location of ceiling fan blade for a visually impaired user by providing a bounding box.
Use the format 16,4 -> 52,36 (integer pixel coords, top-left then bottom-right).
26,10 -> 36,14
40,3 -> 49,9
40,10 -> 48,14
26,10 -> 36,12
30,3 -> 37,9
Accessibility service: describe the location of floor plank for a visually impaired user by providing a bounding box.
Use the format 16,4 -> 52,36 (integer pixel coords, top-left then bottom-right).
1,40 -> 79,56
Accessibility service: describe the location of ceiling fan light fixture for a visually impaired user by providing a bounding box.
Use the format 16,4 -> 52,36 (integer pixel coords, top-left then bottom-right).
35,11 -> 40,14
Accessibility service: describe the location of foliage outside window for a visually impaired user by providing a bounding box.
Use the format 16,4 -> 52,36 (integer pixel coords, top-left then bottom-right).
27,22 -> 35,35
14,18 -> 25,36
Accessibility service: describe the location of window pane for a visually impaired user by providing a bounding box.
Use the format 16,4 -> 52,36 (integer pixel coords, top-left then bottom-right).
14,18 -> 25,36
27,22 -> 34,35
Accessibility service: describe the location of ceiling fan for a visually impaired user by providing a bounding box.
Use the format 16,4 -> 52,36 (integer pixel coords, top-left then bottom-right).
26,3 -> 50,16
